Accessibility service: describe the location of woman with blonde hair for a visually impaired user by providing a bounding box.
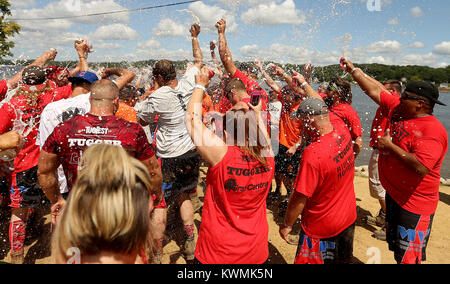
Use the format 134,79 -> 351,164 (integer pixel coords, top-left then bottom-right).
185,67 -> 275,264
52,144 -> 155,264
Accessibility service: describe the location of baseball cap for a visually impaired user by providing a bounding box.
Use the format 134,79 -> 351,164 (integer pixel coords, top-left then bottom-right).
22,66 -> 47,85
405,82 -> 446,106
292,97 -> 329,118
68,71 -> 99,85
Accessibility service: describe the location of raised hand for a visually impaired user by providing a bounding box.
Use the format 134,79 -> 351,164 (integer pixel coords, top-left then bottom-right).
210,40 -> 217,51
216,18 -> 226,34
340,58 -> 355,73
190,23 -> 201,38
292,74 -> 306,85
195,66 -> 211,88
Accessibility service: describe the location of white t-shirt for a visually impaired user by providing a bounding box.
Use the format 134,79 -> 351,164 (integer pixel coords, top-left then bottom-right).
135,66 -> 199,158
37,93 -> 91,194
269,101 -> 282,148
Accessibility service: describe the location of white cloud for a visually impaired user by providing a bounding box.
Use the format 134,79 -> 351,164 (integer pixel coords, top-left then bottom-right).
400,53 -> 439,66
365,40 -> 403,54
365,56 -> 388,64
96,43 -> 121,50
153,19 -> 186,37
188,2 -> 239,33
89,24 -> 139,41
388,17 -> 399,25
11,0 -> 36,8
410,41 -> 425,49
411,6 -> 424,18
433,42 -> 450,56
138,38 -> 161,50
241,0 -> 306,26
11,0 -> 129,31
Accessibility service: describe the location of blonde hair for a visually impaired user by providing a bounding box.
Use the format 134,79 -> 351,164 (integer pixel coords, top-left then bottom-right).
14,81 -> 53,106
52,144 -> 153,264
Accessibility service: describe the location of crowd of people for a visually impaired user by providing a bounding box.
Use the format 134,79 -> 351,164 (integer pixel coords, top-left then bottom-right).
0,19 -> 447,265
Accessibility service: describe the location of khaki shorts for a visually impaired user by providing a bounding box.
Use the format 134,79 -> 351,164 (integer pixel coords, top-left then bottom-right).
369,149 -> 386,200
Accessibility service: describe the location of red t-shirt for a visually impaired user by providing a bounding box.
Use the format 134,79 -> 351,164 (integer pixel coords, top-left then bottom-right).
52,85 -> 73,100
294,121 -> 357,239
378,91 -> 448,215
330,103 -> 363,141
233,69 -> 269,105
0,80 -> 8,102
0,89 -> 68,173
195,146 -> 275,264
370,91 -> 400,148
42,114 -> 155,192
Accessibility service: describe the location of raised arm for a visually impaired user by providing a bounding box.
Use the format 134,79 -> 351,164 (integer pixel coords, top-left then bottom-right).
255,59 -> 281,93
102,68 -> 136,90
271,65 -> 310,99
7,49 -> 57,90
216,19 -> 237,77
185,66 -> 227,167
190,24 -> 203,69
341,59 -> 384,105
292,74 -> 323,101
70,40 -> 90,76
210,41 -> 224,76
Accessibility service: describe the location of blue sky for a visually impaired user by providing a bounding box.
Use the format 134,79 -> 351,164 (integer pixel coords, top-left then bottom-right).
7,0 -> 450,67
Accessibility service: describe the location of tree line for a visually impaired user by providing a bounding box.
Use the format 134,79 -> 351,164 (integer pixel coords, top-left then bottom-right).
1,59 -> 449,85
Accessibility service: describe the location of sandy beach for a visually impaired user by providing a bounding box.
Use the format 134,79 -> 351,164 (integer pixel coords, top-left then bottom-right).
1,174 -> 449,265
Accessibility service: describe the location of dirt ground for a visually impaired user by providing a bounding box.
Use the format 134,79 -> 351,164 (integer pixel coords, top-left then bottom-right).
1,175 -> 449,264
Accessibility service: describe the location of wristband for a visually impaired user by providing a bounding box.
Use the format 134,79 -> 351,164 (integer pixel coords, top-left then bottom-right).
194,85 -> 207,92
301,82 -> 308,88
350,68 -> 358,74
282,73 -> 289,79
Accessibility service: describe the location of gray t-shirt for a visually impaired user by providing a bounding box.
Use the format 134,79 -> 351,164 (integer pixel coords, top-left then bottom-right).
135,66 -> 199,158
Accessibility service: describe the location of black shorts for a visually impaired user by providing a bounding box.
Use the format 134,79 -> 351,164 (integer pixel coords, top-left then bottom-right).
386,194 -> 434,264
10,167 -> 49,208
275,144 -> 303,178
160,150 -> 200,203
294,223 -> 355,264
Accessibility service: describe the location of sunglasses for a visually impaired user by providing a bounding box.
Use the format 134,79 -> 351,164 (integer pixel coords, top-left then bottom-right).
327,83 -> 341,94
401,92 -> 425,102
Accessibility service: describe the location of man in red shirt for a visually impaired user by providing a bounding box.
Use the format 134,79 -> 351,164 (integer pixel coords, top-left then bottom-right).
38,80 -> 163,224
342,59 -> 448,264
0,49 -> 58,103
0,63 -> 66,264
366,79 -> 402,240
215,19 -> 271,125
326,77 -> 363,158
279,77 -> 357,264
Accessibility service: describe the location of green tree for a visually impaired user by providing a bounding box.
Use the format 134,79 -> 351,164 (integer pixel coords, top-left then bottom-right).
0,0 -> 20,59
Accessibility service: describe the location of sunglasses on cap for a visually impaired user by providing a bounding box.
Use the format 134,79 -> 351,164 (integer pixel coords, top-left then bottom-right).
401,92 -> 426,102
327,82 -> 341,94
